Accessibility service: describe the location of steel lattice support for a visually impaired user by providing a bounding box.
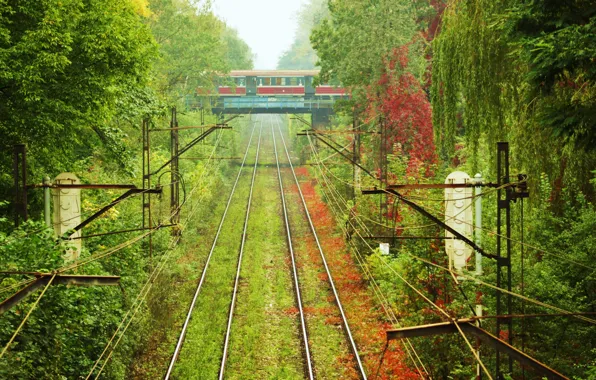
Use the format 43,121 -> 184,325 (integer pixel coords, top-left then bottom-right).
170,108 -> 180,229
142,119 -> 153,259
496,142 -> 513,376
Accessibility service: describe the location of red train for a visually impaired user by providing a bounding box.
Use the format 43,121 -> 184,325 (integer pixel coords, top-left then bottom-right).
218,70 -> 347,98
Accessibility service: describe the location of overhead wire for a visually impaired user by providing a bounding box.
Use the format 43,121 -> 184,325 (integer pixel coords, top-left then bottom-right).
307,135 -> 493,379
219,120 -> 262,379
164,117 -> 257,379
403,197 -> 596,272
59,130 -> 228,274
272,118 -> 315,379
0,147 -> 221,366
0,273 -> 56,359
276,117 -> 368,379
307,120 -> 596,371
88,116 -> 233,379
404,252 -> 596,326
306,137 -> 429,378
2,115 -> 232,371
305,133 -> 432,377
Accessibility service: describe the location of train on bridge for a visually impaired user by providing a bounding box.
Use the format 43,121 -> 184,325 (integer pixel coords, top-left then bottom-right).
217,70 -> 347,98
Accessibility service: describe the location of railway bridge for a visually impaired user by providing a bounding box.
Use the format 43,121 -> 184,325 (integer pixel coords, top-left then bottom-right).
187,70 -> 348,128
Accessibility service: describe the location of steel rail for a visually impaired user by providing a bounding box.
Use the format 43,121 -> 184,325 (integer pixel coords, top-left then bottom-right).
271,118 -> 315,380
274,116 -> 368,379
218,122 -> 263,379
164,122 -> 258,380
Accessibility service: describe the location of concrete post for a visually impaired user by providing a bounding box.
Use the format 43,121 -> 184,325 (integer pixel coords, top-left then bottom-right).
52,173 -> 82,261
444,171 -> 473,272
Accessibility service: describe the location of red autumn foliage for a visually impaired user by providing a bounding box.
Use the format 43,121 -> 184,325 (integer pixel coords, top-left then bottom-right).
368,45 -> 438,179
291,169 -> 420,379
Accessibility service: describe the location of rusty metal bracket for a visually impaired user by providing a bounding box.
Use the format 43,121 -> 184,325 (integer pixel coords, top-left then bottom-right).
0,274 -> 120,314
27,184 -> 137,190
385,183 -> 500,190
362,188 -> 508,265
66,188 -> 162,236
387,321 -> 568,380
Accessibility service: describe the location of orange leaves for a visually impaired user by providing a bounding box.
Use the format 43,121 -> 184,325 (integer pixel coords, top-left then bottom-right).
291,167 -> 420,379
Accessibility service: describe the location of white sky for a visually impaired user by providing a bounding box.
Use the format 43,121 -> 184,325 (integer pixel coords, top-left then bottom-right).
212,0 -> 307,70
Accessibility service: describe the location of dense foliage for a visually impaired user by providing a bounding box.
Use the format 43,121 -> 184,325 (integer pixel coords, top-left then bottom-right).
306,0 -> 596,378
277,0 -> 327,70
432,0 -> 596,202
0,0 -> 252,377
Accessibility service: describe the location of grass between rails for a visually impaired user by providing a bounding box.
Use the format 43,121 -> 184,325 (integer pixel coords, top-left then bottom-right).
170,135 -> 258,379
276,124 -> 355,379
225,125 -> 303,379
294,168 -> 417,379
278,117 -> 418,379
129,131 -> 241,379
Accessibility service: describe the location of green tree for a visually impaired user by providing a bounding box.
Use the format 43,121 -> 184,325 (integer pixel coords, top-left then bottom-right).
0,0 -> 157,216
277,0 -> 327,70
311,0 -> 428,98
221,25 -> 254,70
147,0 -> 253,103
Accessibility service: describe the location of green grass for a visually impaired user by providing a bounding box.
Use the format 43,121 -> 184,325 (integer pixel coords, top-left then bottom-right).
138,116 -> 354,379
225,125 -> 303,379
171,129 -> 259,379
275,122 -> 353,379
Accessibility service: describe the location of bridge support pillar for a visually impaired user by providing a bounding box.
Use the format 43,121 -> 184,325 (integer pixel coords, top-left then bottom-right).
312,109 -> 332,130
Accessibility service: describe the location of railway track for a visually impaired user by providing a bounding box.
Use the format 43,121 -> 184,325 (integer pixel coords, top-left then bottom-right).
165,115 -> 365,379
218,122 -> 263,379
164,121 -> 260,379
271,119 -> 315,380
272,115 -> 368,380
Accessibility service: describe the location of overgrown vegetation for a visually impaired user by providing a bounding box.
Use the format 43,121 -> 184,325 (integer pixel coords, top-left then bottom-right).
0,0 -> 253,377
1,0 -> 595,378
306,0 -> 596,378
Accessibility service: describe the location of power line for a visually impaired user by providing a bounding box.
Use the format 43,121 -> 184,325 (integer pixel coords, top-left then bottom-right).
0,273 -> 56,359
88,121 -> 230,379
307,143 -> 429,378
307,136 -> 493,378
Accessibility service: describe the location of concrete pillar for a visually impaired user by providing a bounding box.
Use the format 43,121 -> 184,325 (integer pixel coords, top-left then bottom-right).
52,173 -> 82,261
445,171 -> 473,272
312,109 -> 331,129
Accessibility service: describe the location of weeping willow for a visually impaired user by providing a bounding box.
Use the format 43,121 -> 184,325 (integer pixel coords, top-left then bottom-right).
431,0 -> 596,202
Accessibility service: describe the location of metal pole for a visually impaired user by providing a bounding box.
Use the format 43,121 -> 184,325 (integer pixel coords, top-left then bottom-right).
43,176 -> 51,228
496,141 -> 513,378
496,145 -> 503,378
142,119 -> 153,260
474,173 -> 483,380
504,145 -> 514,375
475,173 -> 483,276
170,107 -> 180,229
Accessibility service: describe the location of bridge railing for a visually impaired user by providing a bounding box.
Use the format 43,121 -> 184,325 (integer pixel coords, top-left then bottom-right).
185,96 -> 338,111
